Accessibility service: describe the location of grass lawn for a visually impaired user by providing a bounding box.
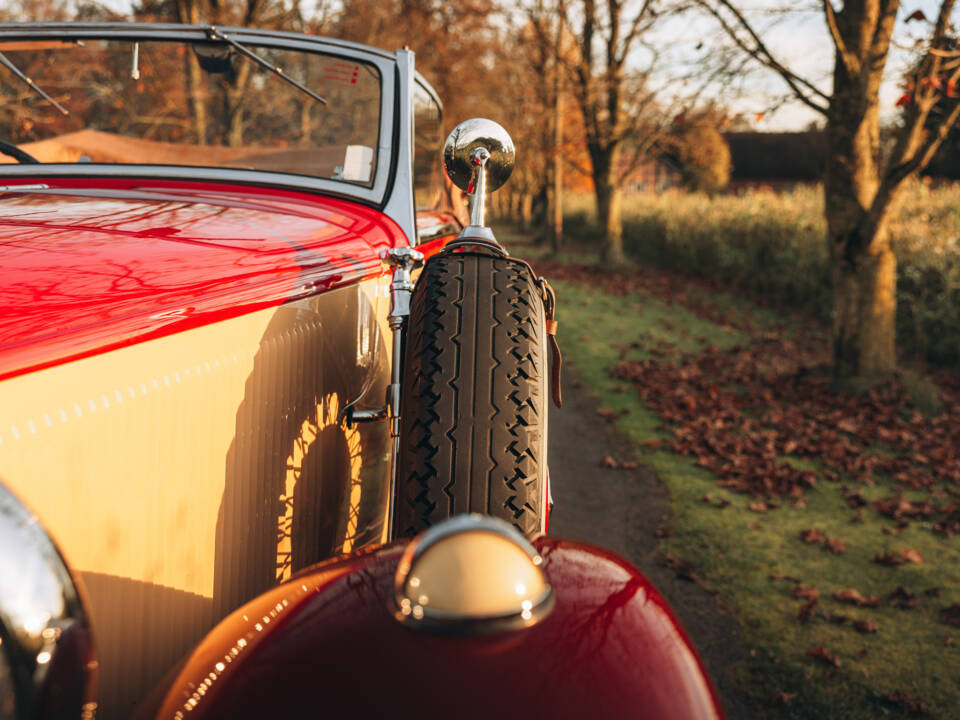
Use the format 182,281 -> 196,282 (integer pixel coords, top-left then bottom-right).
503,231 -> 960,719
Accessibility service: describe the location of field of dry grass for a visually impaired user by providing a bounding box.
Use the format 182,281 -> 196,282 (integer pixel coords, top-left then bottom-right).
562,182 -> 960,367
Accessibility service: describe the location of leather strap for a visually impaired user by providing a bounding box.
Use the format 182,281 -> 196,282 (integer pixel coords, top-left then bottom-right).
537,277 -> 563,409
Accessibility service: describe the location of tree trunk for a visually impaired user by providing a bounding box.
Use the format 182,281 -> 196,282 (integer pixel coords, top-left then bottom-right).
177,0 -> 208,145
825,50 -> 897,379
592,168 -> 623,267
520,193 -> 534,231
831,235 -> 897,378
552,87 -> 563,253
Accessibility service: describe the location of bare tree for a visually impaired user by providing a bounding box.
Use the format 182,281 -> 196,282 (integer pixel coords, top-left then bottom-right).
540,0 -> 663,264
699,0 -> 960,378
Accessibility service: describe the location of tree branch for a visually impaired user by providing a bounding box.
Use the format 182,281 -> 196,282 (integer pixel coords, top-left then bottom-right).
699,0 -> 829,116
823,0 -> 860,75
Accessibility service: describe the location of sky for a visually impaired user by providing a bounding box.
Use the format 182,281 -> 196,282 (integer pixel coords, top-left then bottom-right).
648,0 -> 950,131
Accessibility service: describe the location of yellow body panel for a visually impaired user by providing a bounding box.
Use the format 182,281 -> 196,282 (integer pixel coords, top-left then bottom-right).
0,277 -> 391,717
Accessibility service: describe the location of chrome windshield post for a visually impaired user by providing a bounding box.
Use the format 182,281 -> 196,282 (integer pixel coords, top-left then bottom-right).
380,246 -> 424,540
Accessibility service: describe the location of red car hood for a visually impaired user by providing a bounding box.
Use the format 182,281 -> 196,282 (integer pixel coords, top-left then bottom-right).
0,178 -> 406,380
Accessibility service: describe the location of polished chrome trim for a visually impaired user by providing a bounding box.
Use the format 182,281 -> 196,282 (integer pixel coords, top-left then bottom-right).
380,247 -> 424,541
0,480 -> 97,718
392,515 -> 554,634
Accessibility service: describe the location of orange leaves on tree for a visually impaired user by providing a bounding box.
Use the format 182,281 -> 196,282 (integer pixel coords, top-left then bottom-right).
905,9 -> 927,22
895,93 -> 913,107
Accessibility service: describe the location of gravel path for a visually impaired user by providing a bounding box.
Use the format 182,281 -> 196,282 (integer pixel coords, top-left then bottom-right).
547,366 -> 757,719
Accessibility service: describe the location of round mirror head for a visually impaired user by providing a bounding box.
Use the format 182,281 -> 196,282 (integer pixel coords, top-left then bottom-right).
443,118 -> 515,194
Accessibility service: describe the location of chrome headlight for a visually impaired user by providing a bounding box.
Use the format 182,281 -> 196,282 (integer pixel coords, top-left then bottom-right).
393,515 -> 554,634
0,480 -> 97,719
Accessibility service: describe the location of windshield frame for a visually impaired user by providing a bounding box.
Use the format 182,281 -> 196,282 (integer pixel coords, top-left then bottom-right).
0,22 -> 401,208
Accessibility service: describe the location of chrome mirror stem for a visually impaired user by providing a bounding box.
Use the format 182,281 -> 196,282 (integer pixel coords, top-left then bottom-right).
467,146 -> 490,228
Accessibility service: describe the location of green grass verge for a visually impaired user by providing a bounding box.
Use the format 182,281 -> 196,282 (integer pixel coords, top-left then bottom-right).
540,267 -> 960,719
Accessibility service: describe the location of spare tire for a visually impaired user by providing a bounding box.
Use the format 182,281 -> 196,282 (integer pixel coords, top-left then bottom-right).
395,251 -> 548,539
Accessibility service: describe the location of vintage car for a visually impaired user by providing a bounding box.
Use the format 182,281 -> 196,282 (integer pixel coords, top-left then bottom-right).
0,22 -> 723,719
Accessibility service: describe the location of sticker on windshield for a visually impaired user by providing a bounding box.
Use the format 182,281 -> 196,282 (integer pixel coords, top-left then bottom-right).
323,60 -> 360,87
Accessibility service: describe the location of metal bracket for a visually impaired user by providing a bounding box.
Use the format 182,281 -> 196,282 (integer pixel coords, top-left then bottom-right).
344,404 -> 389,427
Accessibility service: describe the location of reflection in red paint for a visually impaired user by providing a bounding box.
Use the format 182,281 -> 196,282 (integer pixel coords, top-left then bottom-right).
155,538 -> 723,719
0,178 -> 407,380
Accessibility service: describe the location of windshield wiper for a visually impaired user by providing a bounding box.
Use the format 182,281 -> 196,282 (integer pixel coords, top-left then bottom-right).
206,26 -> 327,106
0,51 -> 68,115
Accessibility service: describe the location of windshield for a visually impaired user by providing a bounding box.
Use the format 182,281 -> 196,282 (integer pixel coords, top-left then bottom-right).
0,37 -> 382,186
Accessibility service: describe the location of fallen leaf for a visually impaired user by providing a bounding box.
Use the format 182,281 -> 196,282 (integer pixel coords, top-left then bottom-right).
665,553 -> 696,581
807,646 -> 841,667
884,692 -> 928,714
701,494 -> 732,509
639,438 -> 663,451
800,528 -> 826,543
770,691 -> 797,705
600,455 -> 618,469
940,604 -> 960,627
655,524 -> 674,538
889,586 -> 919,609
749,502 -> 769,513
945,636 -> 954,646
833,589 -> 883,607
770,572 -> 802,582
826,537 -> 846,554
792,585 -> 820,600
797,598 -> 818,623
874,551 -> 907,566
596,407 -> 618,422
854,619 -> 878,634
620,460 -> 639,470
901,549 -> 925,564
842,487 -> 866,507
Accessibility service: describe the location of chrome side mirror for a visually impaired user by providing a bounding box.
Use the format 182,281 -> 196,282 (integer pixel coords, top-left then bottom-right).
442,119 -> 514,245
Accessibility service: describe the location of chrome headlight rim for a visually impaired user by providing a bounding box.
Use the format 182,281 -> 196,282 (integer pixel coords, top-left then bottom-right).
393,514 -> 555,635
0,479 -> 97,719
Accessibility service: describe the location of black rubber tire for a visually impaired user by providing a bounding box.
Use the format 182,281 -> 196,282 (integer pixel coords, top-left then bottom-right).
395,252 -> 548,539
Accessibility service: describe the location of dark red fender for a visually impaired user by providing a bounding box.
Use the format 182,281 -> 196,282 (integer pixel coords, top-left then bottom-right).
155,538 -> 723,719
